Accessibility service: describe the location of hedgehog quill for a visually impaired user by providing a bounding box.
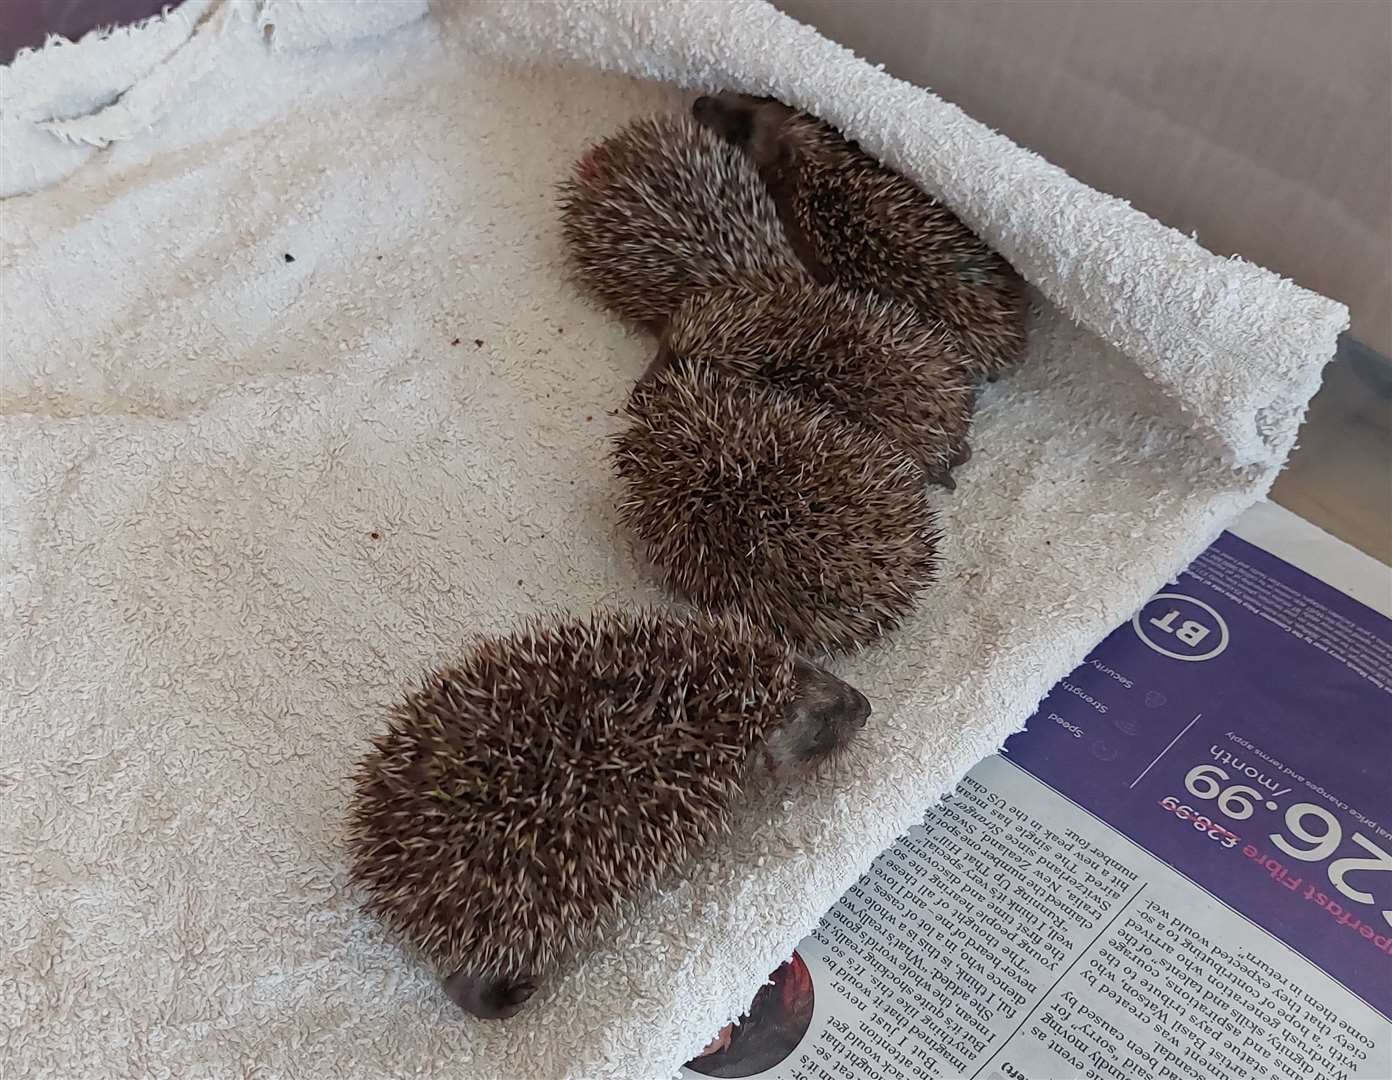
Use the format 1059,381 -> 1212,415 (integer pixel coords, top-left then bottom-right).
692,92 -> 1027,381
657,279 -> 977,487
558,114 -> 806,332
614,366 -> 941,654
347,608 -> 869,1020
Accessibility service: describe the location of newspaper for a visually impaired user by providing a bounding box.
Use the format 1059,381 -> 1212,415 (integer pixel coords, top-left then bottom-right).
683,503 -> 1392,1080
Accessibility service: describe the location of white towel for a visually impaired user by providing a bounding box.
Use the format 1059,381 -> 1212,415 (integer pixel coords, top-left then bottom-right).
0,2 -> 1346,1077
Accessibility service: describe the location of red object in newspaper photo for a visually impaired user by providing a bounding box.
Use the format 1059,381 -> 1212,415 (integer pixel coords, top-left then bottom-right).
686,952 -> 816,1078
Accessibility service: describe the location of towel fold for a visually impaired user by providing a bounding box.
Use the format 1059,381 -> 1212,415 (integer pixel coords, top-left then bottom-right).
0,2 -> 1345,1077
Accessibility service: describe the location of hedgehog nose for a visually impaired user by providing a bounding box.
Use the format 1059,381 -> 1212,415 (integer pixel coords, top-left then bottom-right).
692,95 -> 715,121
850,690 -> 871,728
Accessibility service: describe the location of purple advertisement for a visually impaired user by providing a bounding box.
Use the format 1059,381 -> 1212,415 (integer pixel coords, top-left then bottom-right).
1004,531 -> 1392,1021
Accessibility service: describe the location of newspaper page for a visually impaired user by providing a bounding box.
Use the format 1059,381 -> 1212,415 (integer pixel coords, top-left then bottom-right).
682,505 -> 1392,1080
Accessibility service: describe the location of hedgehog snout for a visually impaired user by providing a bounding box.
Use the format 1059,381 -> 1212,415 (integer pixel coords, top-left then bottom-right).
442,968 -> 536,1020
807,687 -> 869,763
819,686 -> 870,758
690,93 -> 755,147
847,686 -> 871,729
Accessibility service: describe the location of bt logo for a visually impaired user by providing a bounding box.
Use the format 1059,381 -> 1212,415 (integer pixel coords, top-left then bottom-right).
1132,592 -> 1229,662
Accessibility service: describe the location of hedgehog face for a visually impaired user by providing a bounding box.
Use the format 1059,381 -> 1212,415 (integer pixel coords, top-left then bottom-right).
767,657 -> 870,773
691,93 -> 794,169
442,969 -> 535,1021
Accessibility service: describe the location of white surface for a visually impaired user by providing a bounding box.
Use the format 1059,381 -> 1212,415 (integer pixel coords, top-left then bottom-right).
0,0 -> 427,196
0,1 -> 1348,1077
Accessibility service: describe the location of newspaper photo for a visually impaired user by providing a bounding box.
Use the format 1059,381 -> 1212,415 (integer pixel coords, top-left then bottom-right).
683,504 -> 1392,1080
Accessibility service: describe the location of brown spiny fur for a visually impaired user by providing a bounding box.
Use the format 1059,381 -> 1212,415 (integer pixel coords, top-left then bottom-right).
558,114 -> 806,331
614,367 -> 940,654
662,280 -> 977,487
693,94 -> 1027,380
347,609 -> 869,1018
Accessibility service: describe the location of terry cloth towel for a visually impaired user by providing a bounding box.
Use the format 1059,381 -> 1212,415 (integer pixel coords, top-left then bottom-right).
0,1 -> 1347,1077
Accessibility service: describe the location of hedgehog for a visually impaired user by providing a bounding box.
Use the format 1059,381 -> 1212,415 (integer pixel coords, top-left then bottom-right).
347,608 -> 869,1020
558,114 -> 807,332
613,366 -> 940,654
691,92 -> 1028,381
654,279 -> 978,487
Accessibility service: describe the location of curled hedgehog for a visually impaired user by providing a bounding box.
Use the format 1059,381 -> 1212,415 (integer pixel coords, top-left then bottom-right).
558,114 -> 807,332
347,608 -> 869,1020
691,92 -> 1027,380
614,365 -> 941,654
654,278 -> 977,487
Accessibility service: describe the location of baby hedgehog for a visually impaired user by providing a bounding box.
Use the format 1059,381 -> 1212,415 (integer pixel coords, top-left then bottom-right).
347,608 -> 869,1020
614,366 -> 940,654
692,92 -> 1027,381
657,279 -> 977,487
558,114 -> 806,332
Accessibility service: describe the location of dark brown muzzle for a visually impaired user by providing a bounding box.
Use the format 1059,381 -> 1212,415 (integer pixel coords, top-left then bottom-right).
847,686 -> 871,729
